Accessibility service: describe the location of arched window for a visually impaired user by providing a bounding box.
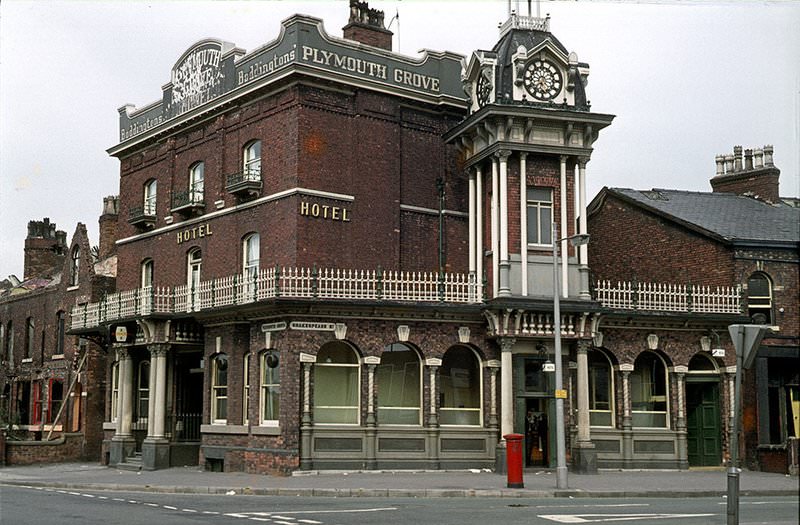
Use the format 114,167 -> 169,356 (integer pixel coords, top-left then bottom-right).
314,342 -> 360,424
747,273 -> 773,324
141,259 -> 154,288
439,346 -> 482,426
25,317 -> 34,359
70,246 -> 80,286
143,179 -> 157,215
377,343 -> 421,425
243,140 -> 262,179
211,353 -> 228,423
260,350 -> 280,425
189,162 -> 204,204
589,349 -> 614,427
110,361 -> 119,422
136,361 -> 150,422
630,351 -> 669,428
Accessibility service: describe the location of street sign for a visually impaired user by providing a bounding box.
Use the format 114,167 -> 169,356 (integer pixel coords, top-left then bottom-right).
728,324 -> 771,369
555,389 -> 567,399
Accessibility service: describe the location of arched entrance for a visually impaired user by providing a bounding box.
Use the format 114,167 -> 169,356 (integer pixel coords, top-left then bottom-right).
686,353 -> 722,466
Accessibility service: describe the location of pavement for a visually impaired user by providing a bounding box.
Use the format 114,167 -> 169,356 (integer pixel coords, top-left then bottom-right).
1,463 -> 797,498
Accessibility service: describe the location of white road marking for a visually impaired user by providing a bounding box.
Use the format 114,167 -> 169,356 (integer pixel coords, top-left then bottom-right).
297,520 -> 323,524
182,508 -> 198,512
81,493 -> 95,498
202,510 -> 220,515
127,500 -> 139,504
113,498 -> 125,502
535,504 -> 650,509
257,507 -> 398,515
145,503 -> 159,507
225,513 -> 251,518
68,491 -> 80,495
274,521 -> 295,525
163,505 -> 177,510
97,496 -> 108,500
249,519 -> 272,523
539,513 -> 717,523
272,516 -> 295,520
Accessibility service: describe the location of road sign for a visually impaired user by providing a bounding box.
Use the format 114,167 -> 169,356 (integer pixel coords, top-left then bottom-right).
728,324 -> 771,369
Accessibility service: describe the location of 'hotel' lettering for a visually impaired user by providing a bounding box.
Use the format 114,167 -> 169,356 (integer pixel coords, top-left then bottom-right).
176,223 -> 213,244
300,201 -> 350,222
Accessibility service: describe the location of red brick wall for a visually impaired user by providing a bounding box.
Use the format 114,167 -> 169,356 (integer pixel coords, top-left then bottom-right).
342,24 -> 393,51
588,194 -> 735,286
5,432 -> 86,465
115,84 -> 466,290
710,168 -> 780,203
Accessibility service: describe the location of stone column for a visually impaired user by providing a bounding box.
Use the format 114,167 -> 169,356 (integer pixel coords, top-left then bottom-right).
110,346 -> 135,466
559,155 -> 569,298
491,157 -> 500,298
146,354 -> 156,438
573,340 -> 597,473
426,358 -> 442,470
519,153 -> 528,296
499,338 -> 515,438
620,364 -> 634,468
118,348 -> 134,438
299,353 -> 316,470
142,343 -> 170,470
487,359 -> 502,471
497,150 -> 512,296
577,157 -> 591,299
673,365 -> 689,469
476,166 -> 484,299
364,356 -> 380,470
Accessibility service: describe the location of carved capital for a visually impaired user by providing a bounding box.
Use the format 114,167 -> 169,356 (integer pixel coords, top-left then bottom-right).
147,343 -> 170,358
499,337 -> 516,353
577,339 -> 591,354
578,156 -> 590,169
495,149 -> 512,161
114,346 -> 130,361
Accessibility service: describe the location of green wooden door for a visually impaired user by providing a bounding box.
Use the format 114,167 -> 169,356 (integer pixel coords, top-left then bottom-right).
686,381 -> 722,466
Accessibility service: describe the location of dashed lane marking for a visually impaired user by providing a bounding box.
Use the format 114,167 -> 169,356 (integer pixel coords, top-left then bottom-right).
539,513 -> 718,523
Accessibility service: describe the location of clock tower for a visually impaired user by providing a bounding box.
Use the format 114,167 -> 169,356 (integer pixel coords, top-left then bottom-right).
445,4 -> 614,473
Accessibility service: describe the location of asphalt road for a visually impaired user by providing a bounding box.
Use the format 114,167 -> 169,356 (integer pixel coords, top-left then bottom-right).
1,485 -> 797,525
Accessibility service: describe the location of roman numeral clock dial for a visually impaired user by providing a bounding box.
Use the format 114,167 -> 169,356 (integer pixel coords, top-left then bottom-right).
523,59 -> 562,101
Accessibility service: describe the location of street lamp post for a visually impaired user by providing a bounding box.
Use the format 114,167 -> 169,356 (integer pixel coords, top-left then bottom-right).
551,223 -> 590,490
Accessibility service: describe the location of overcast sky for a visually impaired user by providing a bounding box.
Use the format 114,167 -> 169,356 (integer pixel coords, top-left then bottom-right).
1,0 -> 798,280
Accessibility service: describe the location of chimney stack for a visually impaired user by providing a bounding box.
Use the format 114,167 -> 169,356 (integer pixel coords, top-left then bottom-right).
98,195 -> 120,260
710,144 -> 780,202
342,0 -> 393,51
23,218 -> 68,280
744,148 -> 753,170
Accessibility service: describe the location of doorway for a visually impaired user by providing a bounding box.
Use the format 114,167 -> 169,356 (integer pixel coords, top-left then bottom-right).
686,381 -> 721,466
513,356 -> 553,467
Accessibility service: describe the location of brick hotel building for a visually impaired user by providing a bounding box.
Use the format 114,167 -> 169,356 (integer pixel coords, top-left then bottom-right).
58,1 -> 796,475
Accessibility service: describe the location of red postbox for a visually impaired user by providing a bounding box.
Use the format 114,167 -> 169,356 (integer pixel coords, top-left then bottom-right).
504,433 -> 524,488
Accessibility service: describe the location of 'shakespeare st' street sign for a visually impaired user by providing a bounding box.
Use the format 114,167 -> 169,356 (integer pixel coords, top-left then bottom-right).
113,15 -> 465,152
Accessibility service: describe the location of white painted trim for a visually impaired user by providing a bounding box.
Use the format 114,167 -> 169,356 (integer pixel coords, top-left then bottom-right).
117,187 -> 355,246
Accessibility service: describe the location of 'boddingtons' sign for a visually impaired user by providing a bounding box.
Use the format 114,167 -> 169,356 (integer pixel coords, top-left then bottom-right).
116,15 -> 465,145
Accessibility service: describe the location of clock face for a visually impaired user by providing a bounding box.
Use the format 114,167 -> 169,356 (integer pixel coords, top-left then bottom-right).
476,71 -> 492,107
523,60 -> 562,101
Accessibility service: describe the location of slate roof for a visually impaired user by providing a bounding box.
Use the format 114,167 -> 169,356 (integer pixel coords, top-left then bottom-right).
605,188 -> 800,245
